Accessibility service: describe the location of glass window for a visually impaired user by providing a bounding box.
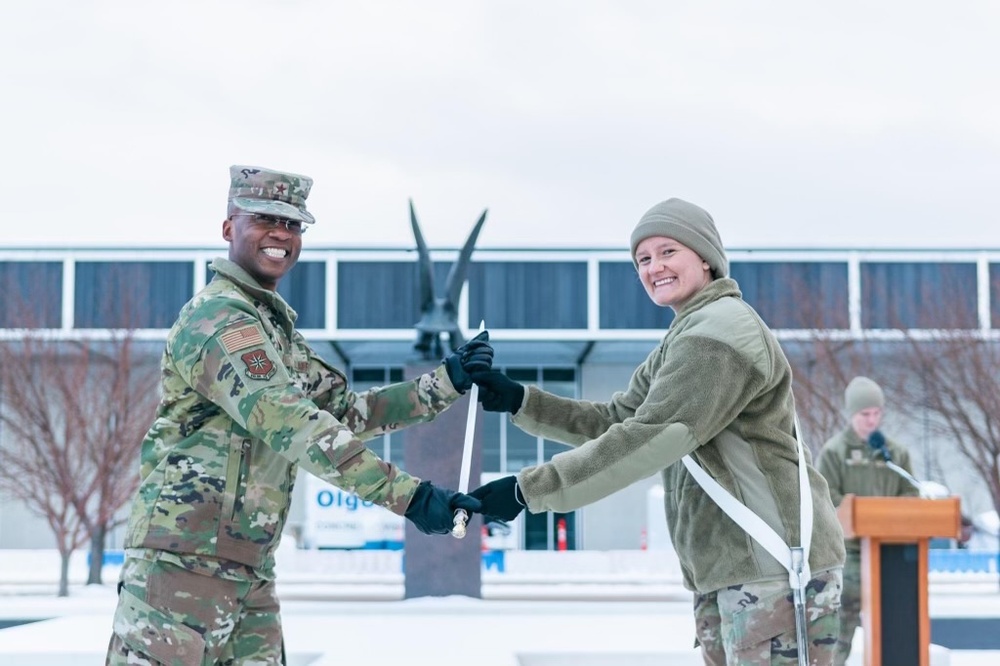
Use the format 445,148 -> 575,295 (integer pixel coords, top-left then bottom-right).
730,262 -> 849,329
469,262 -> 588,329
524,512 -> 576,551
506,421 -> 539,472
0,262 -> 62,328
599,262 -> 674,329
862,262 -> 977,329
481,411 -> 502,474
74,262 -> 193,329
485,367 -> 579,550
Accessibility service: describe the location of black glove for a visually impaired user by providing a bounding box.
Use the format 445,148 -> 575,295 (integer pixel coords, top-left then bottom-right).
468,475 -> 526,523
470,371 -> 525,414
404,481 -> 483,535
443,331 -> 494,393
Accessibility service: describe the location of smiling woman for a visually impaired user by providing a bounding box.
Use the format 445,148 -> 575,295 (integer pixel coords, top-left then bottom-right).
467,196 -> 847,665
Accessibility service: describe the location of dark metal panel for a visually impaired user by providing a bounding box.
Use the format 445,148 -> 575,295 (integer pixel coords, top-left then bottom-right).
74,261 -> 192,328
599,262 -> 674,329
862,262 -> 977,329
337,261 -> 450,329
277,261 -> 325,329
0,262 -> 62,328
731,261 -> 849,329
469,262 -> 588,329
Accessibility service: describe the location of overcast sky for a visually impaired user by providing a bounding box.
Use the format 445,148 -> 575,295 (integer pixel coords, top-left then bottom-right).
3,1 -> 999,251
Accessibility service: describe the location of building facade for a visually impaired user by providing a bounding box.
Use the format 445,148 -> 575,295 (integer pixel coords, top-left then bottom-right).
2,245 -> 998,552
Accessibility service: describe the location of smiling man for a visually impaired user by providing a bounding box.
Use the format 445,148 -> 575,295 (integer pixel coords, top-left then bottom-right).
106,165 -> 488,665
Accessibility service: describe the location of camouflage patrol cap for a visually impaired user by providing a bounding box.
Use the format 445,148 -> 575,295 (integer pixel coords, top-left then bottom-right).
228,165 -> 316,224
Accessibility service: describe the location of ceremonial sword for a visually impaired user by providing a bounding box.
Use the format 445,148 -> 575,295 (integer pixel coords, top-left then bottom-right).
451,320 -> 486,539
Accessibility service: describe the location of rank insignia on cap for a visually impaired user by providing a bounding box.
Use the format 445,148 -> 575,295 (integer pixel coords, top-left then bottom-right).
221,325 -> 265,353
241,349 -> 277,381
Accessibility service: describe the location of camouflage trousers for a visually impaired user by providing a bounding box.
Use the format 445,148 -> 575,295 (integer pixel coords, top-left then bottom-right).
106,555 -> 284,665
693,567 -> 842,665
834,550 -> 862,666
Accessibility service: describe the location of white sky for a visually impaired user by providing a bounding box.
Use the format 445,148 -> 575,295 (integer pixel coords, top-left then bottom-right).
2,1 -> 999,250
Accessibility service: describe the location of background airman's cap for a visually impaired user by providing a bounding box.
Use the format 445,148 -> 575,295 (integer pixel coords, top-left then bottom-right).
228,165 -> 315,224
845,376 -> 885,415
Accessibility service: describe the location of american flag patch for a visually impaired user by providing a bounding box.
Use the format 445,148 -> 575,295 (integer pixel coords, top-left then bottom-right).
220,325 -> 265,353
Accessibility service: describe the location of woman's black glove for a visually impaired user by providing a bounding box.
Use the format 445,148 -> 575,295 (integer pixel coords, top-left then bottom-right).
468,475 -> 526,523
443,331 -> 494,393
470,371 -> 525,414
404,481 -> 483,535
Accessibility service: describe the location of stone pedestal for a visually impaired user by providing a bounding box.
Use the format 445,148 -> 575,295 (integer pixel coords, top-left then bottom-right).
403,362 -> 483,598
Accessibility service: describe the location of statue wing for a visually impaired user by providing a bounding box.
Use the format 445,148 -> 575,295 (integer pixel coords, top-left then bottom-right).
410,199 -> 436,312
444,209 -> 487,310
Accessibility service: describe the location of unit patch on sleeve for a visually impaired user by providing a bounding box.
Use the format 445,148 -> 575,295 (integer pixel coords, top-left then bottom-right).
220,324 -> 266,353
241,348 -> 277,381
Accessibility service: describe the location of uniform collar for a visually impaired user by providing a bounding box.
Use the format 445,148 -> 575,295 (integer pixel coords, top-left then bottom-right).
209,257 -> 299,324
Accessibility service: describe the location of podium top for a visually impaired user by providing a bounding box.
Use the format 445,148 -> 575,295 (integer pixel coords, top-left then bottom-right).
836,495 -> 961,540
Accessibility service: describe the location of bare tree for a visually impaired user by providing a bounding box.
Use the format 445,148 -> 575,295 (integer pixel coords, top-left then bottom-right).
898,333 -> 1000,525
0,272 -> 160,595
783,266 -> 1000,564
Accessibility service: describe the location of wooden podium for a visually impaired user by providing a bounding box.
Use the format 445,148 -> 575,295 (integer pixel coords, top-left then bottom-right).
837,495 -> 961,666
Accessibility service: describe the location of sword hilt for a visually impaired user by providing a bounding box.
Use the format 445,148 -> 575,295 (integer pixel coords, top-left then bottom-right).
451,508 -> 469,539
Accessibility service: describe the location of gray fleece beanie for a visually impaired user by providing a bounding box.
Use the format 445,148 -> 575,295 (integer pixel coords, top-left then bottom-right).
845,376 -> 885,415
629,198 -> 728,277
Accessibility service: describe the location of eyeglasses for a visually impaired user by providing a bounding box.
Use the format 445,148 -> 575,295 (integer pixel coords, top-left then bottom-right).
234,213 -> 306,235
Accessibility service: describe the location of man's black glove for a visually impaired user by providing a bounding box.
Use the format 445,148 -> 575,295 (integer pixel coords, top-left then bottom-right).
443,331 -> 493,393
404,480 -> 482,535
470,371 -> 525,414
468,475 -> 526,523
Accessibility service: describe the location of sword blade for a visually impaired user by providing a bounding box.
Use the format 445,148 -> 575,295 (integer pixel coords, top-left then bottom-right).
457,319 -> 485,494
451,320 -> 486,539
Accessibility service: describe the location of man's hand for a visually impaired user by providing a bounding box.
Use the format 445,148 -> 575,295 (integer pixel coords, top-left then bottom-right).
404,481 -> 482,535
470,371 -> 525,414
443,331 -> 493,393
468,475 -> 526,523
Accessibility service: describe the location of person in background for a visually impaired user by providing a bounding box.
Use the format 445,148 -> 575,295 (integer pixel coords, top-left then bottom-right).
816,375 -> 918,665
106,165 -> 486,665
467,197 -> 845,665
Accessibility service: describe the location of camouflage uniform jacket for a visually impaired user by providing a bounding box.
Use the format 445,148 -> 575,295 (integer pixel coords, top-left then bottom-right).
511,278 -> 845,593
124,258 -> 461,577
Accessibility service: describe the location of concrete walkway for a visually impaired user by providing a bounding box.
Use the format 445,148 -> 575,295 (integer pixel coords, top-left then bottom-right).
0,584 -> 998,665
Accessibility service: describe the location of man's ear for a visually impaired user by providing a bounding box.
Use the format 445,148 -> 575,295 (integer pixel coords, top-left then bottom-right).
222,217 -> 234,241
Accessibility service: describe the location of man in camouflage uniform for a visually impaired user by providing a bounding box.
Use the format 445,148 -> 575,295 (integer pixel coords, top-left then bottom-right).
106,165 -> 489,665
817,376 -> 919,665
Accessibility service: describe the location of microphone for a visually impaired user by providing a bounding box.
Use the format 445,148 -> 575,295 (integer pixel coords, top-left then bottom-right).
867,431 -> 892,462
867,431 -> 949,499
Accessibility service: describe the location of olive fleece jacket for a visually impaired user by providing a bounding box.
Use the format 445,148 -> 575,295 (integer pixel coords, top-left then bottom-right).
512,278 -> 845,593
